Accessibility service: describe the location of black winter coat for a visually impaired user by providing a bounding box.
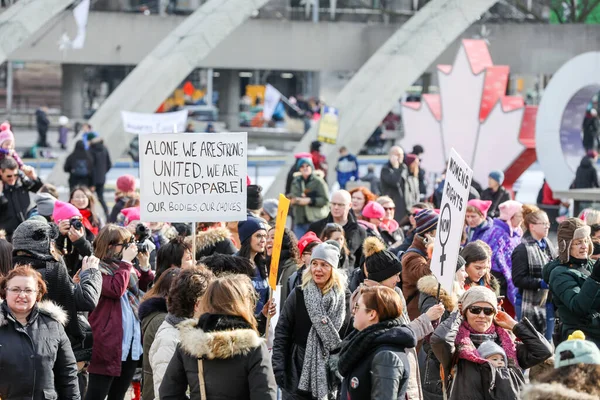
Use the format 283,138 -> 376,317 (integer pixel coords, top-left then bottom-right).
480,187 -> 511,219
272,286 -> 351,399
108,196 -> 131,223
89,139 -> 112,186
0,301 -> 80,400
55,228 -> 95,277
431,312 -> 552,400
35,109 -> 49,133
308,211 -> 366,269
12,252 -> 101,350
0,178 -> 43,238
572,156 -> 599,189
338,318 -> 415,400
159,313 -> 277,400
63,142 -> 94,189
380,161 -> 409,222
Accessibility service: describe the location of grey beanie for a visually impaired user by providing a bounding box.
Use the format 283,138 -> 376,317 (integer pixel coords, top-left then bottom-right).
310,242 -> 340,268
477,340 -> 507,366
460,285 -> 498,315
34,193 -> 57,217
12,219 -> 59,259
262,199 -> 279,219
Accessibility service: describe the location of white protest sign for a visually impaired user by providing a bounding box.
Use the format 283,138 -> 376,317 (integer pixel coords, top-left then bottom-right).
430,148 -> 473,295
139,133 -> 248,223
121,110 -> 188,134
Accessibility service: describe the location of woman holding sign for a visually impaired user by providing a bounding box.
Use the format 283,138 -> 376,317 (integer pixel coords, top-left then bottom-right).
237,217 -> 276,335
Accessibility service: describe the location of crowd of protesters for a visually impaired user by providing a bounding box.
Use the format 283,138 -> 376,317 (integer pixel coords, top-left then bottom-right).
0,130 -> 600,400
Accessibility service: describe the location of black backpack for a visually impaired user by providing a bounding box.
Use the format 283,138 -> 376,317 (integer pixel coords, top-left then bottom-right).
71,159 -> 89,177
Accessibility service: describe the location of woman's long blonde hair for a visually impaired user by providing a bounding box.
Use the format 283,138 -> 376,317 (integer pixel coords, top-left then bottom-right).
301,262 -> 347,294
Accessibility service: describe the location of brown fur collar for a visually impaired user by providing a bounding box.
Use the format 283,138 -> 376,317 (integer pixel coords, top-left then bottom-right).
195,227 -> 232,250
417,275 -> 458,311
178,318 -> 262,360
0,300 -> 68,327
521,382 -> 599,400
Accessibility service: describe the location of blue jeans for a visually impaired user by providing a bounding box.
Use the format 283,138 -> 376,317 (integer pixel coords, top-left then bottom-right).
515,292 -> 555,342
293,223 -> 310,239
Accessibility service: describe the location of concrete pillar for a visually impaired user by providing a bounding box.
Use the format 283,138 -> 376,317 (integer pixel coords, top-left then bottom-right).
61,64 -> 85,119
60,64 -> 85,119
219,69 -> 239,130
421,72 -> 431,94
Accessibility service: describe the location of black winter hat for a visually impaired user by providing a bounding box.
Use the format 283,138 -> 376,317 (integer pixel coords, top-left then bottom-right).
12,219 -> 59,260
363,237 -> 402,282
247,184 -> 264,211
456,255 -> 466,271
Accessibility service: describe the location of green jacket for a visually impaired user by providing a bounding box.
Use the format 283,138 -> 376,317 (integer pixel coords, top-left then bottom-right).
543,259 -> 600,343
290,171 -> 329,224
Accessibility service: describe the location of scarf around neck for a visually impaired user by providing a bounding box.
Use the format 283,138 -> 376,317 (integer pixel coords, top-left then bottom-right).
79,208 -> 98,235
298,280 -> 345,399
455,319 -> 519,368
100,260 -> 143,319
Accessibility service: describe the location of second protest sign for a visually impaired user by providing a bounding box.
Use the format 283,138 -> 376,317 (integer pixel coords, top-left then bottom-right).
139,132 -> 248,223
430,148 -> 473,295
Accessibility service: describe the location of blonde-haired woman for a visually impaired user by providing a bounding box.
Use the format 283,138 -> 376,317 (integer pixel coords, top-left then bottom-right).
273,242 -> 349,400
159,274 -> 277,399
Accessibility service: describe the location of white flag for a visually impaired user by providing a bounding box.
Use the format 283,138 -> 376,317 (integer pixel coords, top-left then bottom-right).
59,0 -> 90,51
263,84 -> 282,121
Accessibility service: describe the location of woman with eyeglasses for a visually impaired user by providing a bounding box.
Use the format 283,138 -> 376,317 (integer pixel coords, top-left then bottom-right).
511,205 -> 557,340
376,196 -> 404,247
273,242 -> 349,400
0,265 -> 80,399
85,224 -> 154,400
431,286 -> 552,400
542,218 -> 600,347
338,286 -> 416,400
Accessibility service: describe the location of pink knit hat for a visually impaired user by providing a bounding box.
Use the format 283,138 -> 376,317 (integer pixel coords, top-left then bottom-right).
121,207 -> 141,223
499,200 -> 523,221
52,201 -> 82,222
467,199 -> 492,218
362,201 -> 386,219
0,121 -> 10,132
0,129 -> 14,146
116,174 -> 136,193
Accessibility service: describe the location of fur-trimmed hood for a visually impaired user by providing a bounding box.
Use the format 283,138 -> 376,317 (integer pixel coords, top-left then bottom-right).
417,274 -> 458,311
194,227 -> 232,250
178,318 -> 263,360
292,169 -> 326,179
0,299 -> 68,327
521,382 -> 599,400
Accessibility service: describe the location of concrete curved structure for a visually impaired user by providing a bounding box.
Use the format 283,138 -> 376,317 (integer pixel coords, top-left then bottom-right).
535,52 -> 600,191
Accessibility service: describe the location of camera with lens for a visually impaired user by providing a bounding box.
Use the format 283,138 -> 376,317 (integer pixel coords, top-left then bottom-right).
70,218 -> 83,230
17,170 -> 34,190
134,223 -> 150,253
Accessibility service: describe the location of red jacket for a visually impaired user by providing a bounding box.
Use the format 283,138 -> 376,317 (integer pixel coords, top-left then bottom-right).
87,260 -> 154,376
541,182 -> 561,206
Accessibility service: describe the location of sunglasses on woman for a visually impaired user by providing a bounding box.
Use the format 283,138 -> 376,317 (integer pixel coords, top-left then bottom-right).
467,306 -> 495,316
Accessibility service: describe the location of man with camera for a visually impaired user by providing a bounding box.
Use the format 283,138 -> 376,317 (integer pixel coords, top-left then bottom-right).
0,157 -> 43,240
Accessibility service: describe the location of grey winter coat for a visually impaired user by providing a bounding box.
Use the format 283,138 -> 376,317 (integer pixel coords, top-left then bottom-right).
0,300 -> 80,400
159,313 -> 277,400
430,312 -> 552,400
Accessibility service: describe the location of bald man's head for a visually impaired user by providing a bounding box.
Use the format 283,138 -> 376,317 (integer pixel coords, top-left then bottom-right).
330,190 -> 351,220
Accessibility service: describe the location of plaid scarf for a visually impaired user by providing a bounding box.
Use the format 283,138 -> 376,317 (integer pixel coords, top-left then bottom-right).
99,260 -> 143,320
521,234 -> 557,335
